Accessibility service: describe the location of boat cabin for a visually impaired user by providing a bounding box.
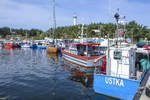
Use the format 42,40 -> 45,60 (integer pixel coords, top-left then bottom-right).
105,47 -> 150,80
65,43 -> 107,57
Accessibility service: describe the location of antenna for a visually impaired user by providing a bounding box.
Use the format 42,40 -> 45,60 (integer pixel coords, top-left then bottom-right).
113,8 -> 126,47
114,8 -> 120,48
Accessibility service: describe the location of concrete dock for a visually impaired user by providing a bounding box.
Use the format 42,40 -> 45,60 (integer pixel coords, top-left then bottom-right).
133,68 -> 150,100
139,76 -> 150,100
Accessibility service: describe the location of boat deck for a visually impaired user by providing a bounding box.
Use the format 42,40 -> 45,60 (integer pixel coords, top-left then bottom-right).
136,48 -> 150,54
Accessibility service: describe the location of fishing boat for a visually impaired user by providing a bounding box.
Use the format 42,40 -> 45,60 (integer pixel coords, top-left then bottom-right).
36,42 -> 47,49
93,10 -> 150,100
30,43 -> 37,48
62,24 -> 107,79
47,46 -> 58,53
94,46 -> 150,100
3,41 -> 18,48
21,43 -> 30,48
63,43 -> 106,77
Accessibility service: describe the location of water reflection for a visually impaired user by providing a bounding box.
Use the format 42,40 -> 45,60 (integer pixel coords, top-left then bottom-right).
47,52 -> 57,59
0,48 -> 114,100
63,60 -> 93,87
62,57 -> 116,100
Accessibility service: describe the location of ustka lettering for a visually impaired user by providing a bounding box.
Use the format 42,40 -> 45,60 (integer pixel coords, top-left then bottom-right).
105,77 -> 124,87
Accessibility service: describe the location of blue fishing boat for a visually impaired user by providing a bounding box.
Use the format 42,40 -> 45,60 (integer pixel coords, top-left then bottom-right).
37,45 -> 47,49
93,47 -> 150,100
94,74 -> 140,99
36,43 -> 47,49
93,10 -> 150,100
30,44 -> 37,48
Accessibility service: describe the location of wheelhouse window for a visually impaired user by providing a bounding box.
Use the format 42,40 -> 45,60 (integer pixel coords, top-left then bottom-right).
87,45 -> 106,56
77,45 -> 86,56
70,45 -> 77,50
114,50 -> 122,59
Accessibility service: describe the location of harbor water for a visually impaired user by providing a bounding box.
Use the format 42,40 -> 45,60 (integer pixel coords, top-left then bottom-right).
0,48 -> 115,100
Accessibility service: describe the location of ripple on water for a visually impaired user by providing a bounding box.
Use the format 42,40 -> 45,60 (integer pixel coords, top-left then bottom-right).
0,48 -> 113,100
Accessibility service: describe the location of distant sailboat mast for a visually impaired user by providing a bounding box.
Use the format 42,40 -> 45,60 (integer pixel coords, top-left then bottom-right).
46,0 -> 58,53
52,0 -> 57,46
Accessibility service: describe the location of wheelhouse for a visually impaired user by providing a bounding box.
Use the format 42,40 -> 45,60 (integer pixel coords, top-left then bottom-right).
65,43 -> 107,57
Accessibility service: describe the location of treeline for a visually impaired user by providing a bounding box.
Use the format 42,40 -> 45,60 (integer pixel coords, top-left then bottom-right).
0,21 -> 150,42
0,27 -> 45,40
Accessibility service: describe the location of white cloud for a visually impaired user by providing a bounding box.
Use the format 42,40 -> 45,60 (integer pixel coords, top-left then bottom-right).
0,0 -> 50,30
0,0 -> 71,30
0,0 -> 150,30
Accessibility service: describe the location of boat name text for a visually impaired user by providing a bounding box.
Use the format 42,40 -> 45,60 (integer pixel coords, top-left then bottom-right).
105,77 -> 124,87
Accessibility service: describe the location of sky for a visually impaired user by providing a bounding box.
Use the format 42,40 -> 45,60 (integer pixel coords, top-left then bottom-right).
0,0 -> 150,31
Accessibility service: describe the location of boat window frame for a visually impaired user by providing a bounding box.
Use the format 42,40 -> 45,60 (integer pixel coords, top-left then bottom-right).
114,50 -> 122,60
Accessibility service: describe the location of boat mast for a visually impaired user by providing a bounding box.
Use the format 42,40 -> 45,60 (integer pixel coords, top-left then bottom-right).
106,29 -> 111,75
106,9 -> 120,75
114,8 -> 120,48
26,31 -> 28,40
52,0 -> 57,46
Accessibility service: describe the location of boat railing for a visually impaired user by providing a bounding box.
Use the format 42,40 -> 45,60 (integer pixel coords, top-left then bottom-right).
94,63 -> 141,80
95,70 -> 139,80
93,55 -> 105,63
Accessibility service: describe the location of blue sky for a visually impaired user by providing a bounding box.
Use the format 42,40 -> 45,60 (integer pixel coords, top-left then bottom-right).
0,0 -> 150,31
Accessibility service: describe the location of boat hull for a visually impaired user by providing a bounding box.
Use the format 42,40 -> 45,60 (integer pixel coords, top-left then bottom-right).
93,73 -> 140,100
63,58 -> 95,76
30,44 -> 37,48
4,43 -> 18,48
46,47 -> 57,53
62,51 -> 105,76
21,44 -> 30,48
37,45 -> 47,49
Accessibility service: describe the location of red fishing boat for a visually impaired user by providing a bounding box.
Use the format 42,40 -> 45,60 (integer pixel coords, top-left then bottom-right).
62,43 -> 107,79
62,24 -> 107,80
3,42 -> 18,48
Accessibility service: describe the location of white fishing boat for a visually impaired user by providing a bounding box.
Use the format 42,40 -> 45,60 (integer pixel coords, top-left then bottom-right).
21,43 -> 30,48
